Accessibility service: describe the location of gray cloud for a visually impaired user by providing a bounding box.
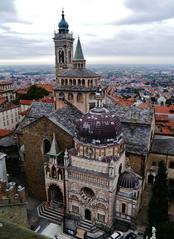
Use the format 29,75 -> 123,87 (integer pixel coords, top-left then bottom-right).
116,0 -> 174,25
0,0 -> 31,32
1,0 -> 174,63
0,34 -> 53,59
84,26 -> 174,58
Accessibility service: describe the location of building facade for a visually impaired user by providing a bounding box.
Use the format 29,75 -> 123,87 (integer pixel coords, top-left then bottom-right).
44,106 -> 142,230
54,11 -> 104,113
0,81 -> 16,102
0,105 -> 21,130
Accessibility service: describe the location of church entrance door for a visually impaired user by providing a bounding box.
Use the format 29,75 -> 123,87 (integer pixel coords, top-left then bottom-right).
85,209 -> 91,221
48,184 -> 63,208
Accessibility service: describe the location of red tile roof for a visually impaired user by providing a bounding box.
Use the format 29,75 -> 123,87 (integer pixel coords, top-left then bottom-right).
138,102 -> 151,109
20,99 -> 33,105
155,105 -> 174,114
40,97 -> 54,103
0,97 -> 7,105
19,110 -> 28,116
36,84 -> 53,93
0,129 -> 12,138
16,88 -> 28,95
155,114 -> 169,122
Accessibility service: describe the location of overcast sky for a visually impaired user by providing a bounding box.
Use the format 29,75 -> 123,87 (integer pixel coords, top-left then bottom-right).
1,0 -> 174,65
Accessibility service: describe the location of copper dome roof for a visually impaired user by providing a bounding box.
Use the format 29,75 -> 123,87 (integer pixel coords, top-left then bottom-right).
75,107 -> 122,144
118,171 -> 139,189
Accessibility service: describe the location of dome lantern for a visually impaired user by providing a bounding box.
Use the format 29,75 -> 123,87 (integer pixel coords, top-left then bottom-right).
58,10 -> 69,33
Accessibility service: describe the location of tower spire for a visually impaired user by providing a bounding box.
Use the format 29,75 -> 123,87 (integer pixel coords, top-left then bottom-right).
73,37 -> 86,69
74,37 -> 84,60
48,132 -> 59,156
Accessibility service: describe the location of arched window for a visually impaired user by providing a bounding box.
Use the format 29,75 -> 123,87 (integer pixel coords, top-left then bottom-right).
59,50 -> 64,63
52,165 -> 56,178
43,139 -> 51,154
73,79 -> 76,85
68,50 -> 71,63
65,79 -> 68,85
82,79 -> 85,87
58,168 -> 63,180
122,203 -> 126,214
46,165 -> 50,177
78,79 -> 81,86
77,93 -> 84,103
61,79 -> 64,85
69,79 -> 72,85
169,161 -> 174,169
89,93 -> 95,100
68,93 -> 74,101
59,92 -> 65,99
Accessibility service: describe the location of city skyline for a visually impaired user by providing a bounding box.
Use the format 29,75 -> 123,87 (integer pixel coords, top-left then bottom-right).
1,0 -> 174,65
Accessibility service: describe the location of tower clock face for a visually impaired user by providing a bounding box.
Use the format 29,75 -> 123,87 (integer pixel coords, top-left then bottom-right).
86,147 -> 93,157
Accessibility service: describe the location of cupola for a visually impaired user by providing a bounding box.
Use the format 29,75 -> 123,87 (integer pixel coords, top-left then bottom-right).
58,10 -> 69,33
75,107 -> 122,145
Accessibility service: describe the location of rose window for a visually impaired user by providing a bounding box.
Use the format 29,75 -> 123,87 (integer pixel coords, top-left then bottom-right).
81,187 -> 95,202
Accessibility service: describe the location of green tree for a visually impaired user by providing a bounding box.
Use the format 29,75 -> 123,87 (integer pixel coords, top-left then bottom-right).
22,85 -> 49,100
148,161 -> 169,225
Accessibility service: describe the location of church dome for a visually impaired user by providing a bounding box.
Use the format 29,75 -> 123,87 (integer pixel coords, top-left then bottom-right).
75,107 -> 122,144
58,10 -> 69,33
118,171 -> 139,189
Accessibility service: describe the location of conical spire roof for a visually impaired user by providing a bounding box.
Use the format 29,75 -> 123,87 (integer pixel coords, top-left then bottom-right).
74,37 -> 85,60
48,132 -> 59,156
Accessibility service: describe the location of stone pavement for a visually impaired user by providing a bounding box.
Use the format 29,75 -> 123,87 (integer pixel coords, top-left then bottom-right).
41,223 -> 71,239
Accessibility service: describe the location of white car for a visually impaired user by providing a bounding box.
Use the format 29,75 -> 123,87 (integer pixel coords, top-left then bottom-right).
111,231 -> 124,239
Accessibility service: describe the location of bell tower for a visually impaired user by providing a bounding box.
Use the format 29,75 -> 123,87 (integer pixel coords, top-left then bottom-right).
53,10 -> 74,77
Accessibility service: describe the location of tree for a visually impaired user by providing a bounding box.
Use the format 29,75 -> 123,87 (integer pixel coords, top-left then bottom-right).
148,160 -> 169,225
22,85 -> 49,100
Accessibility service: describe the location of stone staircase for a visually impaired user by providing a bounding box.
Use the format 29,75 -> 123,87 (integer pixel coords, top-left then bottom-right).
136,184 -> 152,226
37,202 -> 64,225
78,219 -> 99,233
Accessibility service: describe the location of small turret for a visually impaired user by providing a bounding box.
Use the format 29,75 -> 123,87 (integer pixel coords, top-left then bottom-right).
48,132 -> 59,156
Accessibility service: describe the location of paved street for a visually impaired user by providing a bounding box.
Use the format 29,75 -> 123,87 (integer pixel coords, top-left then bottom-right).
41,223 -> 71,239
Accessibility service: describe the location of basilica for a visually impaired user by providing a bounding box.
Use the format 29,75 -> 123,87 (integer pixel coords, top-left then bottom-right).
16,11 -> 154,233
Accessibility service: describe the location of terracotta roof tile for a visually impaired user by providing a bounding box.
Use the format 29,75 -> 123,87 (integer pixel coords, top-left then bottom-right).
0,129 -> 12,138
36,84 -> 53,93
20,99 -> 33,105
155,114 -> 169,122
0,97 -> 7,105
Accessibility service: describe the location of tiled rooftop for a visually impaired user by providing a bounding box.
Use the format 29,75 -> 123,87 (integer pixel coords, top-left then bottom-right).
57,68 -> 99,78
0,134 -> 16,147
106,104 -> 154,125
27,102 -> 54,118
17,101 -> 153,156
48,105 -> 82,136
54,85 -> 97,92
150,136 -> 174,156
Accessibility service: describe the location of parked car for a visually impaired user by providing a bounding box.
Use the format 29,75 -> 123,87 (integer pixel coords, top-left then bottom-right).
125,232 -> 137,239
111,231 -> 124,239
